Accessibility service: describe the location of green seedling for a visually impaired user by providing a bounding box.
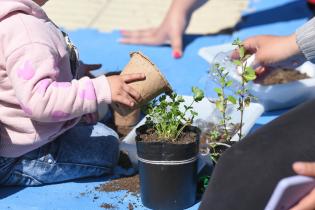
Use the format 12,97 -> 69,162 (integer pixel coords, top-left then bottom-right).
146,87 -> 204,142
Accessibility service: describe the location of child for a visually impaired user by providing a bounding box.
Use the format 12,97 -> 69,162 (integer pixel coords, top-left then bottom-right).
0,0 -> 145,186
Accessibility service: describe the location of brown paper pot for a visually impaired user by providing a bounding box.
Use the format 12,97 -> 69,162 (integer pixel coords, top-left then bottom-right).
114,108 -> 141,136
113,52 -> 172,116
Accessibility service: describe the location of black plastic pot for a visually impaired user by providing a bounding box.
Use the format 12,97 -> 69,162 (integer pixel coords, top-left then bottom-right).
136,125 -> 200,210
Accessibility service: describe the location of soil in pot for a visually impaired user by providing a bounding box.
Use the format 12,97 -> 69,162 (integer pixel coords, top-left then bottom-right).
138,126 -> 197,144
255,68 -> 310,85
200,122 -> 240,161
197,123 -> 239,195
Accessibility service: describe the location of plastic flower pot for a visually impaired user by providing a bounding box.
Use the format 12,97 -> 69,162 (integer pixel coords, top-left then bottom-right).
112,52 -> 172,116
135,124 -> 200,210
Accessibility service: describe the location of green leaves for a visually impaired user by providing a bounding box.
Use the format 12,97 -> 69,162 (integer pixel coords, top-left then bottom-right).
227,96 -> 237,104
145,88 -> 204,141
192,86 -> 204,102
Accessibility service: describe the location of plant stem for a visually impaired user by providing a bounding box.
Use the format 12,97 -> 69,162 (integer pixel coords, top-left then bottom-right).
238,60 -> 247,140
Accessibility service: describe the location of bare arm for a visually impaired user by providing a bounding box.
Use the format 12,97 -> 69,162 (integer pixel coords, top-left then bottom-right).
120,0 -> 208,58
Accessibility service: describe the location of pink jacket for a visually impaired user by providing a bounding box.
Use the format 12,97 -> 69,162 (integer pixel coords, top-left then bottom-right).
0,0 -> 112,157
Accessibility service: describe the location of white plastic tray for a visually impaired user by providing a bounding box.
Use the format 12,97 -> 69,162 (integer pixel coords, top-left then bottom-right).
122,96 -> 264,144
120,96 -> 264,165
199,43 -> 315,111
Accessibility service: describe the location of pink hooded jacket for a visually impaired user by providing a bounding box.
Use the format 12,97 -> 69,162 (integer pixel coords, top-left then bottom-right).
0,0 -> 112,157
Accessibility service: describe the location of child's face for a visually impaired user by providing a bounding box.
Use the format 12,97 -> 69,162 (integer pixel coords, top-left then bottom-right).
33,0 -> 49,6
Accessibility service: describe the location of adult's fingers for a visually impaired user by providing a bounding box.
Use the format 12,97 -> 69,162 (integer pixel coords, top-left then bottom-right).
293,162 -> 315,176
170,32 -> 183,58
290,188 -> 315,210
120,28 -> 156,38
122,73 -> 146,83
119,32 -> 163,45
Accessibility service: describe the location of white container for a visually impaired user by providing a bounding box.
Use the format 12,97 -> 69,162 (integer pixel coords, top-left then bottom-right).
199,44 -> 315,111
120,96 -> 264,166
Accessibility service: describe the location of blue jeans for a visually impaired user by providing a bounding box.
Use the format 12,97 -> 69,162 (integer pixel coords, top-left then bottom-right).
0,122 -> 119,186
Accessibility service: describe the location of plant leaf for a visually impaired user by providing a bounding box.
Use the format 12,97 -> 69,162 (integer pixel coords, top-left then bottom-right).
227,96 -> 237,104
192,86 -> 204,101
233,60 -> 242,66
214,87 -> 223,96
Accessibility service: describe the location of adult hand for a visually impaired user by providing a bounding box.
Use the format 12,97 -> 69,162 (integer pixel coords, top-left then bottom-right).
120,11 -> 187,59
289,162 -> 315,210
238,34 -> 306,75
107,73 -> 146,107
119,0 -> 209,58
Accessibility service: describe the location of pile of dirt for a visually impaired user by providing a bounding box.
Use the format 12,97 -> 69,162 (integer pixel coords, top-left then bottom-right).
256,68 -> 309,85
95,174 -> 140,196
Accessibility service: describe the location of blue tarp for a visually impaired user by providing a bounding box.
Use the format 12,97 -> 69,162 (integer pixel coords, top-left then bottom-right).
0,0 -> 311,209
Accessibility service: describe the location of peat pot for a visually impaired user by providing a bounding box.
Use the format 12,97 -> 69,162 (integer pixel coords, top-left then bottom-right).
136,125 -> 200,210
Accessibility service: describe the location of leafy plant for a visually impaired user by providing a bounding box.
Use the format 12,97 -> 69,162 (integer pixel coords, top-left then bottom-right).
206,38 -> 257,164
210,63 -> 236,141
145,87 -> 204,142
232,38 -> 257,139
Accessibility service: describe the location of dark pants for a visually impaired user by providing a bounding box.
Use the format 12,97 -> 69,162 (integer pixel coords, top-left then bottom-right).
199,99 -> 315,210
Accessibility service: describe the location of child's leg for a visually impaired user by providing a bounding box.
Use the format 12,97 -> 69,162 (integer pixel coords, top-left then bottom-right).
0,122 -> 119,186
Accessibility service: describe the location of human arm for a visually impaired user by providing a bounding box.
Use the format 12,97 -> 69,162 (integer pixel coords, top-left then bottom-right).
6,43 -> 145,123
239,18 -> 315,74
289,162 -> 315,210
240,34 -> 305,75
120,0 -> 207,58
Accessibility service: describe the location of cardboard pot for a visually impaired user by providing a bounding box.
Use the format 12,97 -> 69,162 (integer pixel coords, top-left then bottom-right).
114,108 -> 141,136
135,125 -> 200,210
112,52 -> 172,116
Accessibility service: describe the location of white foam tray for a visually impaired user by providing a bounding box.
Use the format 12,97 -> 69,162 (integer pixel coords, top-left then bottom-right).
199,43 -> 315,111
122,96 -> 264,144
120,96 -> 264,165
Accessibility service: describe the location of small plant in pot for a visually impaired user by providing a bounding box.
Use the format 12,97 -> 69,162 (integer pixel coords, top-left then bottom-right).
135,87 -> 204,210
207,38 -> 257,163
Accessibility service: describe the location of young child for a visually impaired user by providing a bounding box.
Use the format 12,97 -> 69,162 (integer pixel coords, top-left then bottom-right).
0,0 -> 145,186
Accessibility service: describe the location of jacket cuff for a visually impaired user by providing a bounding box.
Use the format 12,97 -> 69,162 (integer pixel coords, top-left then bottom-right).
296,18 -> 315,63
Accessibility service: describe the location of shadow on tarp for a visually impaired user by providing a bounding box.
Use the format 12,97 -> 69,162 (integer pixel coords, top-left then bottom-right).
236,0 -> 312,30
0,186 -> 24,199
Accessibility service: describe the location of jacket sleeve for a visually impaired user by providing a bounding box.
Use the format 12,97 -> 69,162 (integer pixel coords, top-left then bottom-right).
296,17 -> 315,63
5,42 -> 111,122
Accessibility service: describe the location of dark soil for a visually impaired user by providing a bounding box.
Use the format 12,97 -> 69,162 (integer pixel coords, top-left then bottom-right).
95,174 -> 140,196
117,151 -> 133,169
100,203 -> 116,209
255,68 -> 309,85
138,127 -> 197,144
128,203 -> 134,210
200,122 -> 239,161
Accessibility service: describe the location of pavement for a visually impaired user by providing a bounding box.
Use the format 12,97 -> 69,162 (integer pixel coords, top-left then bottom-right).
43,0 -> 248,34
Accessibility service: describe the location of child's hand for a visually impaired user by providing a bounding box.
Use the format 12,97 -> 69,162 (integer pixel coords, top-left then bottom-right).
82,112 -> 98,124
107,73 -> 146,107
80,62 -> 102,78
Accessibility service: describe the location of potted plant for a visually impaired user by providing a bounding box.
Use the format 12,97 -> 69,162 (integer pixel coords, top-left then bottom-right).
206,38 -> 257,163
135,87 -> 204,210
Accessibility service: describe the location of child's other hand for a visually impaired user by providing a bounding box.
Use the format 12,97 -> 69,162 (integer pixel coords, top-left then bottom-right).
80,62 -> 102,78
82,112 -> 99,124
107,73 -> 146,107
